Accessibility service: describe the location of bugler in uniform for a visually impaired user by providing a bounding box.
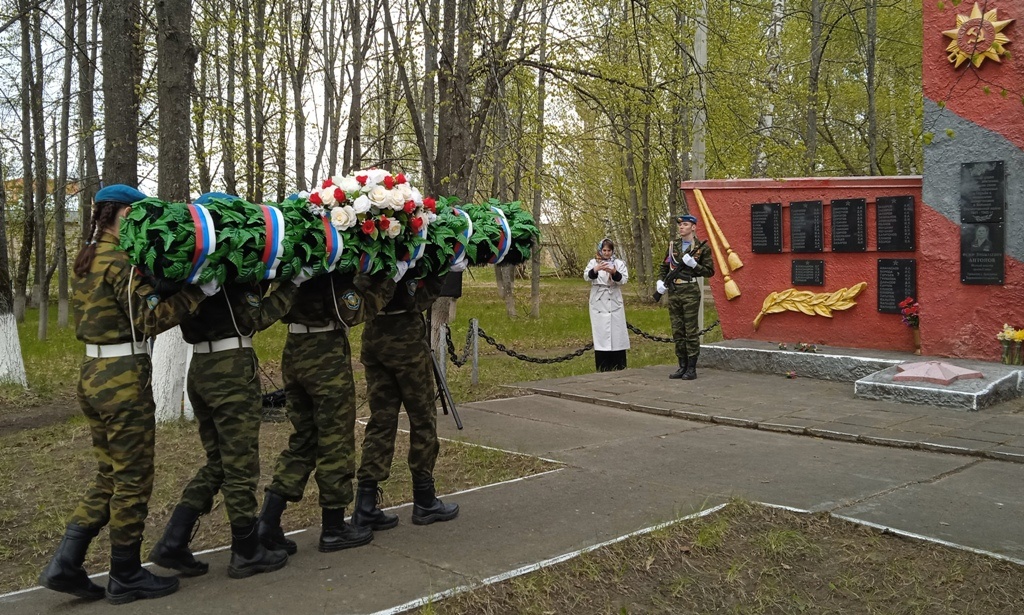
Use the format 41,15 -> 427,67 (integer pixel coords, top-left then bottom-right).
658,213 -> 715,380
40,184 -> 206,605
257,269 -> 396,554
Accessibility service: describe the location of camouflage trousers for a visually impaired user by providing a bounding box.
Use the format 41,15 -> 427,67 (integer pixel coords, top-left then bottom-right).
268,329 -> 356,509
667,283 -> 702,361
357,313 -> 439,483
70,354 -> 155,547
178,348 -> 263,526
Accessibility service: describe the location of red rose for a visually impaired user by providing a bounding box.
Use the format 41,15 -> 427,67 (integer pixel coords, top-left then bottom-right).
384,176 -> 395,190
423,197 -> 436,212
404,200 -> 416,214
356,175 -> 368,186
322,178 -> 333,189
411,216 -> 424,231
361,219 -> 375,234
334,188 -> 345,202
395,173 -> 407,184
310,192 -> 323,205
378,217 -> 391,230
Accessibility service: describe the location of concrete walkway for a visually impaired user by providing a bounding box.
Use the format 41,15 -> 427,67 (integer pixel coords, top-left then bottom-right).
4,367 -> 1023,614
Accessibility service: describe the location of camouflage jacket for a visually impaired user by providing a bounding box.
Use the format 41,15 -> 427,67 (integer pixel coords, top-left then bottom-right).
379,268 -> 447,315
658,236 -> 715,283
73,231 -> 206,345
180,280 -> 298,343
282,271 -> 397,328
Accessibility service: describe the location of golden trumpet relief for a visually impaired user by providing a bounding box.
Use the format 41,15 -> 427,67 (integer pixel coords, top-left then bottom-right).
942,3 -> 1013,69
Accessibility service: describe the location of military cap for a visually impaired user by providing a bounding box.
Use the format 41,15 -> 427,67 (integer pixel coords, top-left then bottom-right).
674,213 -> 698,224
95,184 -> 147,205
193,192 -> 236,205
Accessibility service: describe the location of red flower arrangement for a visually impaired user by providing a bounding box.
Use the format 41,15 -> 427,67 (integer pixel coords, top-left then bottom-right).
898,296 -> 919,328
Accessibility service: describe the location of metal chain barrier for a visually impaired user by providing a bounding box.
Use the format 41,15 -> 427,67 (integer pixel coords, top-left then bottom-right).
626,320 -> 720,343
443,319 -> 721,366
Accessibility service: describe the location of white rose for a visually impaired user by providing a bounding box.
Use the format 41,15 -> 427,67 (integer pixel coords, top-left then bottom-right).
396,184 -> 413,203
330,175 -> 345,187
331,205 -> 357,230
367,186 -> 389,207
409,187 -> 423,205
352,194 -> 371,214
339,176 -> 360,193
319,187 -> 337,207
387,188 -> 406,211
366,169 -> 389,185
386,219 -> 403,238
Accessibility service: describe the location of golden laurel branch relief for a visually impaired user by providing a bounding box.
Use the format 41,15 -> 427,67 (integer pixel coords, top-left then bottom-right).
753,282 -> 868,330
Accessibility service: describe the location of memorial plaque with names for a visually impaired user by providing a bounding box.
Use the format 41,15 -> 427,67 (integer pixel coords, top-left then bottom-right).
831,198 -> 867,252
751,202 -> 783,253
960,222 -> 1004,284
790,200 -> 824,253
877,259 -> 916,313
876,196 -> 915,251
792,260 -> 825,286
960,161 -> 1005,223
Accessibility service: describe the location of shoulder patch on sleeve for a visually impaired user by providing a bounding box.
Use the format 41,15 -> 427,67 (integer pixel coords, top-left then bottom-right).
341,290 -> 362,311
245,292 -> 262,308
406,280 -> 417,296
146,294 -> 161,310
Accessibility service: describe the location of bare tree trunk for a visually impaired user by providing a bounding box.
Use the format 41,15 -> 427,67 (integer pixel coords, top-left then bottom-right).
750,0 -> 783,177
56,0 -> 75,329
194,23 -> 212,194
77,0 -> 99,238
15,0 -> 34,322
153,0 -> 197,422
866,0 -> 878,175
252,0 -> 266,202
0,163 -> 28,386
422,0 -> 439,165
344,0 -> 365,173
806,0 -> 822,174
32,5 -> 47,338
102,0 -> 142,185
275,26 -> 288,202
241,0 -> 254,198
287,0 -> 313,191
529,0 -> 547,318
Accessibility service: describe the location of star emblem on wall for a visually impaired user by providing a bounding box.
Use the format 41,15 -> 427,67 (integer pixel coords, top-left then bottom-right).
942,2 -> 1014,69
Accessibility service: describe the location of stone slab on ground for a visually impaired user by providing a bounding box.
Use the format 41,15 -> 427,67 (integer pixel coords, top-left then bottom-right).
855,362 -> 1023,410
700,338 -> 910,381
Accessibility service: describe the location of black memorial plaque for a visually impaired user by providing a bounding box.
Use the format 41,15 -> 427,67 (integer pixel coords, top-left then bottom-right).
831,198 -> 867,252
751,202 -> 783,253
877,259 -> 916,314
792,260 -> 825,286
790,201 -> 824,253
960,161 -> 1005,223
876,196 -> 915,251
960,222 -> 1004,284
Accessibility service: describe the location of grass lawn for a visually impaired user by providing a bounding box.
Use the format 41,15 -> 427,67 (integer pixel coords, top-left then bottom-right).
415,500 -> 1024,615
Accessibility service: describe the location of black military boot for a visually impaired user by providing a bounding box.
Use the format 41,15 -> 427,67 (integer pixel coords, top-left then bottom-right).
148,504 -> 209,576
681,356 -> 698,380
319,507 -> 373,552
257,490 -> 297,555
669,353 -> 688,379
227,522 -> 289,579
38,524 -> 105,600
105,541 -> 180,605
351,481 -> 399,531
411,477 -> 459,526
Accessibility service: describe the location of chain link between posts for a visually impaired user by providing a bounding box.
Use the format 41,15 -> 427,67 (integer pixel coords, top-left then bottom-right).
443,320 -> 721,365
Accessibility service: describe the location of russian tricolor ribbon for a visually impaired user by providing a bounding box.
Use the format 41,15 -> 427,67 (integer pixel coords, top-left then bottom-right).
260,205 -> 285,280
186,203 -> 217,284
451,207 -> 473,265
488,206 -> 512,265
321,216 -> 344,271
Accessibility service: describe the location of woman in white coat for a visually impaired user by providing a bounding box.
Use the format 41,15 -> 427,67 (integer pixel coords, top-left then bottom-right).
584,239 -> 629,371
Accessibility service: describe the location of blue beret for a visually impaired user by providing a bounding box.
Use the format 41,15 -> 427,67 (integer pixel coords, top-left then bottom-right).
286,193 -> 300,201
95,184 -> 147,205
674,214 -> 698,224
194,192 -> 236,205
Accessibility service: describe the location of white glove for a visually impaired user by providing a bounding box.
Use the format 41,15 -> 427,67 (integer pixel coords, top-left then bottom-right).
681,254 -> 698,268
199,280 -> 221,297
291,266 -> 315,286
392,261 -> 410,282
449,254 -> 468,273
656,280 -> 667,295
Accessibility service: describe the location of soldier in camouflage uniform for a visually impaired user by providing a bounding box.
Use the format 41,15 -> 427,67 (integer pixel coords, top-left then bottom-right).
148,193 -> 307,580
351,264 -> 460,529
657,213 -> 714,380
257,269 -> 396,554
40,185 -> 208,605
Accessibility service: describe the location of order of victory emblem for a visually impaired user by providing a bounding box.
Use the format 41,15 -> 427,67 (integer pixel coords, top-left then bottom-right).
942,3 -> 1013,69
